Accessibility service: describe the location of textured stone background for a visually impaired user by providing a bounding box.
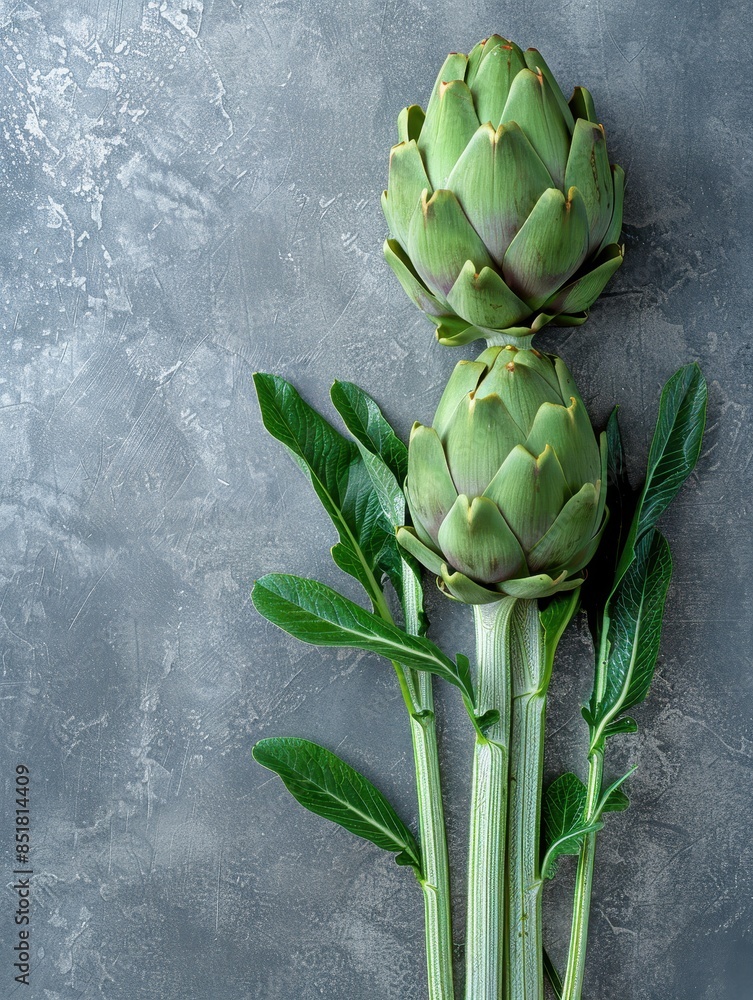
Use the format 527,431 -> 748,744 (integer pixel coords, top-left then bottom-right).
0,1 -> 751,997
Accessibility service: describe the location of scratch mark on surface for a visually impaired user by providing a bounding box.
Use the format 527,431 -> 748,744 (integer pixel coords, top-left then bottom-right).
68,550 -> 121,631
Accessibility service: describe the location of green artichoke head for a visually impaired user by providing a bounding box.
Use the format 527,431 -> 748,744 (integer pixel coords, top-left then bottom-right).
397,345 -> 608,603
382,37 -> 625,347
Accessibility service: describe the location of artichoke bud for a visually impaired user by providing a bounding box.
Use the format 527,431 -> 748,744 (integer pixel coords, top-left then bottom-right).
382,37 -> 625,347
397,346 -> 608,604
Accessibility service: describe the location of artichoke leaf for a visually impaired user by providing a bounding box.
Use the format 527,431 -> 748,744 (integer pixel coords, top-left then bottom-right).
408,189 -> 495,298
543,244 -> 624,315
483,444 -> 570,551
437,495 -> 526,586
383,238 -> 449,316
501,68 -> 571,188
447,260 -> 531,331
524,48 -> 575,133
527,482 -> 600,573
471,40 -> 527,128
502,187 -> 590,310
397,104 -> 426,144
447,121 -> 553,267
384,140 -> 433,247
405,423 -> 459,544
443,392 -> 525,496
565,120 -> 614,251
418,79 -> 480,188
598,164 -> 625,253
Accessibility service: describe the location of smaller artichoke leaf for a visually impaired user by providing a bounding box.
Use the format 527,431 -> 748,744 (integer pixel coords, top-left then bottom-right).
437,495 -> 527,586
404,478 -> 441,549
447,261 -> 531,331
447,121 -> 553,267
418,79 -> 480,188
524,396 -> 600,496
424,52 -> 469,124
475,708 -> 501,734
603,716 -> 638,738
501,68 -> 571,188
471,41 -> 527,129
562,517 -> 608,579
543,244 -> 623,315
438,563 -> 507,605
435,318 -> 482,346
384,238 -> 450,315
498,569 -> 582,600
479,354 -> 563,432
511,347 -> 563,395
564,120 -> 614,251
252,573 -> 474,700
549,311 -> 589,328
523,48 -> 575,133
443,392 -> 526,497
598,164 -> 625,253
397,526 -> 446,577
597,767 -> 636,814
397,104 -> 426,144
330,380 -> 408,484
384,140 -> 433,247
465,40 -> 487,88
253,737 -> 421,872
432,358 -> 487,438
483,444 -> 569,552
408,189 -> 494,299
405,423 -> 459,543
527,482 -> 599,574
569,86 -> 597,124
502,187 -> 590,310
541,772 -> 603,880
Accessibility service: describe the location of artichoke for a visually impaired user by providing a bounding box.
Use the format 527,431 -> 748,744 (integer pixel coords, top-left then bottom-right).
397,345 -> 607,603
381,36 -> 624,347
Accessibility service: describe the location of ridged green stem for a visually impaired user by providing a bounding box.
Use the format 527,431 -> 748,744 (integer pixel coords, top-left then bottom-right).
465,598 -> 516,1000
410,672 -> 455,1000
399,561 -> 455,1000
561,749 -> 604,1000
506,599 -> 547,1000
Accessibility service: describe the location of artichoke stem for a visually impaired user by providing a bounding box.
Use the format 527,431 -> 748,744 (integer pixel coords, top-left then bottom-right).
506,599 -> 547,1000
465,598 -> 516,1000
398,558 -> 455,1000
560,748 -> 604,1000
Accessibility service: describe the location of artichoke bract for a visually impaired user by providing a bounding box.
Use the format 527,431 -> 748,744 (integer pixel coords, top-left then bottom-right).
397,346 -> 607,603
382,36 -> 624,347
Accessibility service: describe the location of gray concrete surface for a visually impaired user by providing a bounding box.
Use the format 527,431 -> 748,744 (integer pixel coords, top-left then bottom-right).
0,1 -> 751,997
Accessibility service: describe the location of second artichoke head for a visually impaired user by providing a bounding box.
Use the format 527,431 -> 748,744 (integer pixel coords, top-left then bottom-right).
397,346 -> 607,603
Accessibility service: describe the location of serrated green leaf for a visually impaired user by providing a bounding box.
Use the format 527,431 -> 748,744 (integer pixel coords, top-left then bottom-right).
589,530 -> 672,739
614,364 -> 707,588
597,766 -> 636,814
541,772 -> 603,879
356,444 -> 406,527
475,708 -> 501,733
540,588 -> 581,684
252,574 -> 473,701
603,716 -> 638,738
330,381 -> 408,484
253,737 -> 421,870
254,373 -> 392,600
602,787 -> 630,812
